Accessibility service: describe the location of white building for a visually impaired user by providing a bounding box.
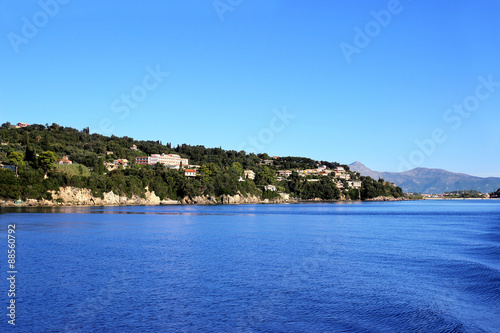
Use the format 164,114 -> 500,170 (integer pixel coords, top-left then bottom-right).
264,185 -> 276,191
244,170 -> 255,180
334,166 -> 346,177
348,180 -> 362,189
136,154 -> 188,169
277,170 -> 292,177
337,173 -> 351,180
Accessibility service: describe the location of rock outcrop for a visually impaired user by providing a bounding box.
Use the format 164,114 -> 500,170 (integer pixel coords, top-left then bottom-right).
180,195 -> 219,205
0,187 -> 299,207
179,192 -> 297,205
0,186 -> 181,207
3,187 -> 408,207
48,186 -> 168,206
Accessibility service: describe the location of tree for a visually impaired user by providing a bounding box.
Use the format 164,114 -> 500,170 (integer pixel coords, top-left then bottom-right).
348,188 -> 360,200
229,162 -> 243,178
198,164 -> 212,183
259,153 -> 271,160
41,133 -> 51,150
22,131 -> 30,145
11,132 -> 19,143
94,159 -> 105,175
25,144 -> 37,163
255,166 -> 275,186
8,151 -> 25,166
288,171 -> 303,196
37,151 -> 57,173
1,129 -> 8,142
490,188 -> 500,198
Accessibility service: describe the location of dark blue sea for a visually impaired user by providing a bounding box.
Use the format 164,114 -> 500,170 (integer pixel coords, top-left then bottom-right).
1,200 -> 499,332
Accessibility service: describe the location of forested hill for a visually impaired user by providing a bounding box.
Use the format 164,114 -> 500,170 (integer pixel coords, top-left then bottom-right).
0,122 -> 404,202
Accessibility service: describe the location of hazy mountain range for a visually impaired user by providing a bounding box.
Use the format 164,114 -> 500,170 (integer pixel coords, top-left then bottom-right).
348,161 -> 500,194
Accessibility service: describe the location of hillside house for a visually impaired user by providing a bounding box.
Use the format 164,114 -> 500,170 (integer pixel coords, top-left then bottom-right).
58,156 -> 72,165
337,173 -> 351,180
348,180 -> 362,189
114,159 -> 128,166
135,154 -> 188,169
244,170 -> 255,180
277,170 -> 292,177
264,185 -> 276,191
334,166 -> 346,176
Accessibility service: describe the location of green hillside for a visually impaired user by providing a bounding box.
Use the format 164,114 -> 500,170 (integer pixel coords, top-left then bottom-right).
0,122 -> 404,201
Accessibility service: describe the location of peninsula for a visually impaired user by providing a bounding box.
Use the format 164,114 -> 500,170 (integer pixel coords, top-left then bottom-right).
0,122 -> 405,206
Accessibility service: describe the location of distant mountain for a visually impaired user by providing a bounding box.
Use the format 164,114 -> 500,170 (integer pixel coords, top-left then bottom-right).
349,161 -> 500,194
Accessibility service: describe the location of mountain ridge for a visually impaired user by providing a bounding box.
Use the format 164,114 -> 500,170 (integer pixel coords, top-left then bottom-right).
349,161 -> 500,194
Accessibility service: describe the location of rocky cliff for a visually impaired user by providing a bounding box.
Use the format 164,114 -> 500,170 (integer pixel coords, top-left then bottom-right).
0,187 -> 297,207
180,192 -> 295,205
0,186 -> 181,207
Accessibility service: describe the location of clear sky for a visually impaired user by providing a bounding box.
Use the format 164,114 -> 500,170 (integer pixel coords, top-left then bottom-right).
1,0 -> 499,176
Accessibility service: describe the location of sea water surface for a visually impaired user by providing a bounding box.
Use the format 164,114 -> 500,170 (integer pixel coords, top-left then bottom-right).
1,200 -> 499,332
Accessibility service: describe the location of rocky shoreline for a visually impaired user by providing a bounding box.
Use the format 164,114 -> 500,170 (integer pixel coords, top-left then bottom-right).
0,187 -> 410,208
0,186 -> 298,207
364,196 -> 409,201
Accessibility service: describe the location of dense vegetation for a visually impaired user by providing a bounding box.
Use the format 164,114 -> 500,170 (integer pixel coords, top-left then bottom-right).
489,188 -> 500,198
0,122 -> 404,202
359,177 -> 404,200
443,190 -> 485,198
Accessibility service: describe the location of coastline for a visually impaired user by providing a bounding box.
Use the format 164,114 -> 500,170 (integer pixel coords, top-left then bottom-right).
422,197 -> 497,200
0,186 -> 295,207
0,186 -> 410,208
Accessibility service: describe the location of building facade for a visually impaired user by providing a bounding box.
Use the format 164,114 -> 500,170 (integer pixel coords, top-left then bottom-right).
135,154 -> 188,169
58,156 -> 72,165
244,170 -> 255,180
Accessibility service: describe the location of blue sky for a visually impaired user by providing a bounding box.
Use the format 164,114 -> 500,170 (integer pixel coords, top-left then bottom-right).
1,0 -> 499,176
